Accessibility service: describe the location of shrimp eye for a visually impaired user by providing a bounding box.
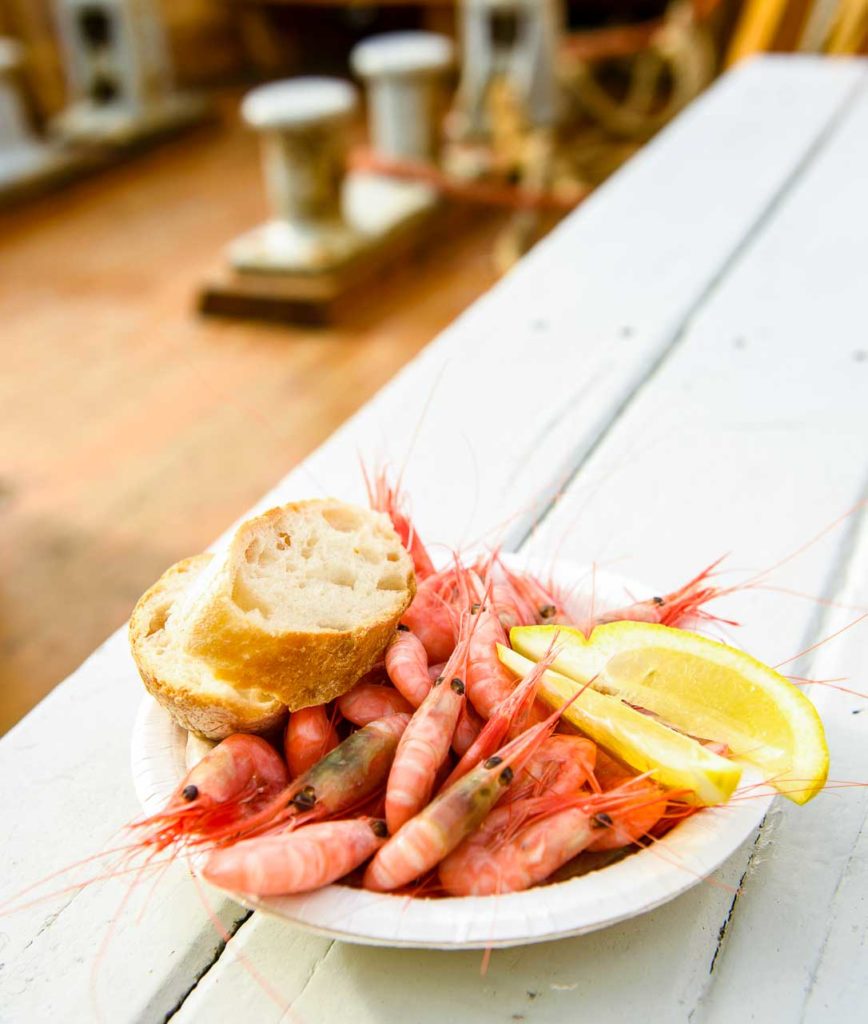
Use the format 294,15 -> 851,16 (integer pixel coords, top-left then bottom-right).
434,675 -> 445,686
498,766 -> 514,786
292,786 -> 317,810
397,623 -> 410,632
370,819 -> 389,838
483,756 -> 503,770
594,812 -> 613,828
182,785 -> 199,802
652,596 -> 664,606
450,677 -> 465,695
540,604 -> 556,619
470,602 -> 481,614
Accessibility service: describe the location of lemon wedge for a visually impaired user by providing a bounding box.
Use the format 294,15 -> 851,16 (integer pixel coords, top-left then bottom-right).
497,644 -> 741,805
511,622 -> 829,804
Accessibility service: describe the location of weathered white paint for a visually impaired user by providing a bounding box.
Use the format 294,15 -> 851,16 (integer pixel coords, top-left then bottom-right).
693,511 -> 868,1024
2,57 -> 867,1022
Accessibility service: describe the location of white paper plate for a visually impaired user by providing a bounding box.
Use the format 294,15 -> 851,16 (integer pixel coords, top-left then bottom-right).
130,560 -> 773,949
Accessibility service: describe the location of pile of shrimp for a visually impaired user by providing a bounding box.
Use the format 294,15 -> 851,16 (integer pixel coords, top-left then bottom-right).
124,473 -> 734,902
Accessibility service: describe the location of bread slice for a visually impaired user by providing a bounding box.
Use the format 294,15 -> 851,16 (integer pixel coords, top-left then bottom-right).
176,500 -> 416,709
129,555 -> 286,740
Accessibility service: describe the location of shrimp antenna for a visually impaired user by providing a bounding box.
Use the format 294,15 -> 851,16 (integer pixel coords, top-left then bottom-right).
395,357 -> 449,494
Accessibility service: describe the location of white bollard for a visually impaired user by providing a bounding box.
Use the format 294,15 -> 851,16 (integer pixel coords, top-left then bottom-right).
454,0 -> 563,137
51,0 -> 204,143
0,38 -> 68,193
230,77 -> 365,273
351,32 -> 454,163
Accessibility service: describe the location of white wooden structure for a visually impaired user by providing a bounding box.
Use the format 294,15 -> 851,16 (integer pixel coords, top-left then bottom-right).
0,38 -> 74,199
454,0 -> 563,135
351,31 -> 454,162
2,56 -> 867,1022
51,0 -> 205,143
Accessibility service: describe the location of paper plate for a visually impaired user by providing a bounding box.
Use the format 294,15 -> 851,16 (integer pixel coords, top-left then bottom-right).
130,559 -> 774,949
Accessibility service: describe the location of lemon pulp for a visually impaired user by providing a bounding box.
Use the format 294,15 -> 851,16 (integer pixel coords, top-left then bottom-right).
511,622 -> 828,804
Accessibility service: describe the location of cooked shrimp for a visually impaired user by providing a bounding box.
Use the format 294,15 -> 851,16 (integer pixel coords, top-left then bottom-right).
385,627 -> 433,707
363,703 -> 566,892
465,607 -> 518,719
401,573 -> 459,663
363,465 -> 435,579
236,714 -> 410,838
385,651 -> 467,833
594,558 -> 737,630
202,817 -> 388,896
285,706 -> 340,778
135,735 -> 289,851
586,752 -> 669,851
439,789 -> 635,897
337,683 -> 414,727
505,734 -> 598,804
474,552 -> 562,629
452,701 -> 483,757
442,649 -> 557,789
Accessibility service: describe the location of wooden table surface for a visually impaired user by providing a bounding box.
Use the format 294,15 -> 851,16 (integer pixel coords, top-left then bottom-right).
2,56 -> 867,1022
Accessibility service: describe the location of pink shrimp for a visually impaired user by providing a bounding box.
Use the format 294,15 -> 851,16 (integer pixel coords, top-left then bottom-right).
586,752 -> 669,851
401,573 -> 460,662
134,735 -> 289,852
452,700 -> 483,757
336,682 -> 414,727
211,714 -> 410,843
202,817 -> 388,896
273,714 -> 410,827
503,734 -> 598,805
363,465 -> 435,579
385,627 -> 433,707
442,648 -> 557,789
593,558 -> 737,630
385,635 -> 469,833
476,552 -> 561,630
284,706 -> 340,778
439,785 -> 651,897
363,702 -> 567,892
465,607 -> 519,719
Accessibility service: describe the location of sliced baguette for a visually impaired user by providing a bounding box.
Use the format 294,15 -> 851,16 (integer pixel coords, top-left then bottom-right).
177,500 -> 416,708
129,555 -> 286,740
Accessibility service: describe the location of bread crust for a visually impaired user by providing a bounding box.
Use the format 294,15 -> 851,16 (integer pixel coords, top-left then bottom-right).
181,502 -> 416,709
129,555 -> 287,739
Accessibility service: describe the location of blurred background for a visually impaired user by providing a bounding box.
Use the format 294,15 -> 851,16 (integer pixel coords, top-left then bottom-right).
2,0 -> 867,735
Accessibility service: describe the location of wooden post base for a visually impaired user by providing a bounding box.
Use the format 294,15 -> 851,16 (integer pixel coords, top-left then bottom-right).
199,192 -> 447,325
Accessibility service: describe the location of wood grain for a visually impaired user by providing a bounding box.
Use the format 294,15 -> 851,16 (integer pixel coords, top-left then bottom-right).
0,94 -> 506,734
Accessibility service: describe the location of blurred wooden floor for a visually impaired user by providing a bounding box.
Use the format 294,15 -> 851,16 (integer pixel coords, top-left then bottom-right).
0,98 -> 507,735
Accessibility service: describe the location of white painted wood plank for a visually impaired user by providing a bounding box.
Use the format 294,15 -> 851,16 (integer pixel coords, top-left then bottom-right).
0,634 -> 254,1022
2,57 -> 865,1023
166,61 -> 868,1024
692,513 -> 868,1024
522,64 -> 868,1023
